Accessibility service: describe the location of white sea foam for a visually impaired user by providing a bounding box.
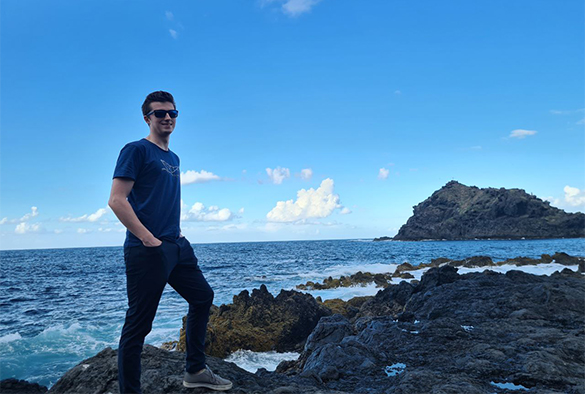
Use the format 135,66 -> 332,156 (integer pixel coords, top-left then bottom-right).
0,332 -> 22,344
304,283 -> 383,301
490,381 -> 529,391
40,322 -> 82,336
303,263 -> 399,279
385,363 -> 406,377
225,349 -> 299,373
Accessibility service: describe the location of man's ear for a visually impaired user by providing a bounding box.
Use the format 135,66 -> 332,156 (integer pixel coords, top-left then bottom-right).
144,115 -> 151,126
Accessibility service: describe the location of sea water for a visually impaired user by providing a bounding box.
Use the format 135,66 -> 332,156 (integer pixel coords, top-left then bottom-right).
1,238 -> 583,387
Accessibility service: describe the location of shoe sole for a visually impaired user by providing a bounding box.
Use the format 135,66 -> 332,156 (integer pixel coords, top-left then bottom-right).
183,381 -> 233,391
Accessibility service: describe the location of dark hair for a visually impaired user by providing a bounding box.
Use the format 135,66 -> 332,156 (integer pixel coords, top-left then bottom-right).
142,91 -> 176,115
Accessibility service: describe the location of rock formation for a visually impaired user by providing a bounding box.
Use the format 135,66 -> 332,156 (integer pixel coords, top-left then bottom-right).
203,284 -> 331,358
279,266 -> 585,393
45,345 -> 345,394
5,255 -> 584,393
392,181 -> 585,240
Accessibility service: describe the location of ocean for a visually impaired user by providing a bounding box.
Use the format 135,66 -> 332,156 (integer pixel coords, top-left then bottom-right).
1,238 -> 584,388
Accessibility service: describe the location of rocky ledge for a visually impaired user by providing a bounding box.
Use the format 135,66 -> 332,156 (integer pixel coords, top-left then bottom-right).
4,256 -> 584,393
392,180 -> 585,240
296,252 -> 584,290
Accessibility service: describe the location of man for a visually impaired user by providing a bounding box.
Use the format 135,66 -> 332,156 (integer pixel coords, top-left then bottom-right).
109,91 -> 232,393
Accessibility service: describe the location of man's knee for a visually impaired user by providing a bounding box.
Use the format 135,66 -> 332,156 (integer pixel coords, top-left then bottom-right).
189,287 -> 214,311
204,287 -> 214,305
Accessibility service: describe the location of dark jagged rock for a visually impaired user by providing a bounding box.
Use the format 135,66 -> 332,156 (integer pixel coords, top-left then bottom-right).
0,378 -> 48,393
46,345 -> 347,394
279,265 -> 585,393
188,285 -> 331,358
372,236 -> 392,241
38,257 -> 585,394
393,180 -> 585,240
356,281 -> 415,319
320,297 -> 370,319
297,271 -> 391,291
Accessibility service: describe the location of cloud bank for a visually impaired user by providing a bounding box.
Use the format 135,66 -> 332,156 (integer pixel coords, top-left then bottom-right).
181,202 -> 233,222
181,170 -> 221,185
266,178 -> 347,222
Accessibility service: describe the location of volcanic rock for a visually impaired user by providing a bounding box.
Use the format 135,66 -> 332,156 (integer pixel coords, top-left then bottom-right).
198,285 -> 331,358
279,265 -> 585,393
46,345 -> 346,394
0,379 -> 48,394
393,180 -> 585,240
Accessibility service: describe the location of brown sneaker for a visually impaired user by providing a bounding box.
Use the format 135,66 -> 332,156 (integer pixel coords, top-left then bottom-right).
183,366 -> 233,391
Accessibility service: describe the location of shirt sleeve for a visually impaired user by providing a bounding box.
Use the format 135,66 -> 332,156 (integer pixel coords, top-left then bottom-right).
113,144 -> 144,181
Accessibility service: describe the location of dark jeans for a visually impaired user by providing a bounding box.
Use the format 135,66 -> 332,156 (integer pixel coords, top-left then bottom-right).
118,237 -> 213,394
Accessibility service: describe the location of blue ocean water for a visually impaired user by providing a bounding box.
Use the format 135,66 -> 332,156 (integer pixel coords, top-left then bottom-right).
1,238 -> 583,387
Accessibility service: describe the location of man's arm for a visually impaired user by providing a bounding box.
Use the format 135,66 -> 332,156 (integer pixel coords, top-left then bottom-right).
108,178 -> 162,247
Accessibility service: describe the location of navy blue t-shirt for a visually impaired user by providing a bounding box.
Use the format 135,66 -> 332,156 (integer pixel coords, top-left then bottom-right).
113,138 -> 181,248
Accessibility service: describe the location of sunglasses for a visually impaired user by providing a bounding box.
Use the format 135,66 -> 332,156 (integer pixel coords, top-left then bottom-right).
146,109 -> 179,119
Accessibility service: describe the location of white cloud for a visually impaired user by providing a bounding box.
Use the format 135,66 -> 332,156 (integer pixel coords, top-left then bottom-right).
169,29 -> 178,39
577,118 -> 585,125
266,167 -> 290,184
340,207 -> 352,215
238,208 -> 245,214
206,223 -> 249,232
98,227 -> 125,233
2,207 -> 39,225
77,228 -> 91,234
15,222 -> 40,234
550,108 -> 584,115
509,129 -> 537,139
282,0 -> 322,16
563,186 -> 585,207
166,11 -> 174,21
20,207 -> 39,221
378,168 -> 390,180
181,202 -> 233,222
300,168 -> 313,180
180,170 -> 221,185
60,208 -> 108,223
266,178 -> 346,222
261,0 -> 322,17
54,229 -> 63,234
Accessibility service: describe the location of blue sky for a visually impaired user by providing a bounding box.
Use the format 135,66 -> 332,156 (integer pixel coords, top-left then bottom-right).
1,0 -> 584,250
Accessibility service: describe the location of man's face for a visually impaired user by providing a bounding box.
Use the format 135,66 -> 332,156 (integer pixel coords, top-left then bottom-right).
144,101 -> 176,137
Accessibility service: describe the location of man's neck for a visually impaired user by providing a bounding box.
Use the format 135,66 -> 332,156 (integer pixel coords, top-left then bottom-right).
145,134 -> 170,151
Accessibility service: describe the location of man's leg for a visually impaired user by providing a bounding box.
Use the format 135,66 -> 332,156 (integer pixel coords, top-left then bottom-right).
167,260 -> 214,373
118,246 -> 167,394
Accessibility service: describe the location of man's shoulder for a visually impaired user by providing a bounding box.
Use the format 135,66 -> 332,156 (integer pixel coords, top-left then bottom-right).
120,139 -> 149,153
123,138 -> 148,149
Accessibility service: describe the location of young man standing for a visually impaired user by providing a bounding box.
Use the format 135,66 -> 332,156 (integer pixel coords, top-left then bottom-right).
109,91 -> 232,393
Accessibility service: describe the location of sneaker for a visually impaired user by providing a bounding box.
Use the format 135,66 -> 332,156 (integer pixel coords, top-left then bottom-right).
183,366 -> 233,391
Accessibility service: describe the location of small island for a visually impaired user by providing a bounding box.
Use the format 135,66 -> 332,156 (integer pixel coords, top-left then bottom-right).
381,181 -> 585,241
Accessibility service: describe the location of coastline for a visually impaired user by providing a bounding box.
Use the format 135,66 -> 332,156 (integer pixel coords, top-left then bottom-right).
4,251 -> 584,393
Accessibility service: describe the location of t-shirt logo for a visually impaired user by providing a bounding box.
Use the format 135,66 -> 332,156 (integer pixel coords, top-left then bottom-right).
161,160 -> 180,177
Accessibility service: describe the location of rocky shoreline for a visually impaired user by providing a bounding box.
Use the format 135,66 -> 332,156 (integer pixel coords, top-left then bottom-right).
3,253 -> 584,393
